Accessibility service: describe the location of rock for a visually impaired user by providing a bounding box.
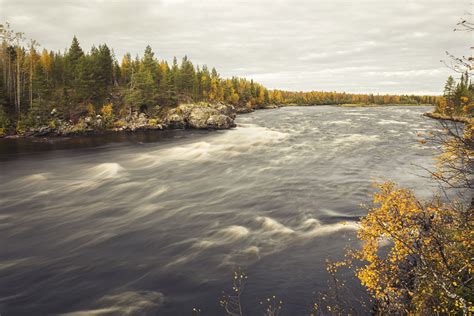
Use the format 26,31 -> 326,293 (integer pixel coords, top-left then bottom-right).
187,107 -> 218,129
165,102 -> 236,130
210,103 -> 236,119
23,131 -> 36,137
36,126 -> 52,136
235,106 -> 254,114
261,104 -> 279,110
176,104 -> 195,118
206,114 -> 236,129
165,109 -> 186,129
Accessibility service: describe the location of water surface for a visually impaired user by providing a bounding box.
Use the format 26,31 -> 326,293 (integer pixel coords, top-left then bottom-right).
0,106 -> 439,315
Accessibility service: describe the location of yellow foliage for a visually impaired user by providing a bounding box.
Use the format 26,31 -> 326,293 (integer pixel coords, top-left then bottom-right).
352,181 -> 473,314
350,122 -> 473,314
100,103 -> 113,118
86,103 -> 96,117
48,119 -> 56,129
113,120 -> 125,128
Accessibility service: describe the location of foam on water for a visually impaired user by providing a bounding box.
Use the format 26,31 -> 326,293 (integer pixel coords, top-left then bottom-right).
63,291 -> 165,316
86,163 -> 125,179
324,119 -> 353,125
256,216 -> 295,234
128,124 -> 288,168
215,225 -> 251,241
332,133 -> 379,146
377,119 -> 409,125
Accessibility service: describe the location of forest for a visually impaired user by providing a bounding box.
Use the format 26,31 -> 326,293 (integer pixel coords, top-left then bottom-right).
0,22 -> 440,136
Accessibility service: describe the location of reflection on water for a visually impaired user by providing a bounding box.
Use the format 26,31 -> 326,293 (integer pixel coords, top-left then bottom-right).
0,106 -> 439,315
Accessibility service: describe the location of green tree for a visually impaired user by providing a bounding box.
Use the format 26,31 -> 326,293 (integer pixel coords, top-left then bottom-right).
65,36 -> 84,84
179,55 -> 195,95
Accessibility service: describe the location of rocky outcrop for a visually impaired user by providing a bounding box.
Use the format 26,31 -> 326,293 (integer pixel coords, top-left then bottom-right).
165,103 -> 236,129
113,112 -> 165,132
260,104 -> 280,110
423,112 -> 472,124
235,106 -> 255,114
7,103 -> 236,138
206,114 -> 235,129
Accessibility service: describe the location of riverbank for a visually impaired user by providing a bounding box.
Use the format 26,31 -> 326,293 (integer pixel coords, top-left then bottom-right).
423,112 -> 473,124
1,102 -> 238,139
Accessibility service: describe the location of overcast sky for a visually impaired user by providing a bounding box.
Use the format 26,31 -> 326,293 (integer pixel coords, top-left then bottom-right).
1,0 -> 472,94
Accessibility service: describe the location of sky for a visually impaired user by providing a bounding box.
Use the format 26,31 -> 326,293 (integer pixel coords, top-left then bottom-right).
1,0 -> 472,95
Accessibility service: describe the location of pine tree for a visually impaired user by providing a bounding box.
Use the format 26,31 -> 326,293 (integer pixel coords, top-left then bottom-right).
170,56 -> 180,93
65,36 -> 84,84
179,55 -> 195,95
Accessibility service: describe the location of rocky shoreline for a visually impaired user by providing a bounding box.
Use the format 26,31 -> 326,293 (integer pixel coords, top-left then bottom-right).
3,102 -> 250,139
423,112 -> 472,124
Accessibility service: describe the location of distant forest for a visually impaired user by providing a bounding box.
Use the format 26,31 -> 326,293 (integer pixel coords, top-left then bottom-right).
0,22 -> 440,132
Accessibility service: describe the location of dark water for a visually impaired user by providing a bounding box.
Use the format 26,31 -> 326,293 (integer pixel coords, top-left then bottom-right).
0,106 -> 440,315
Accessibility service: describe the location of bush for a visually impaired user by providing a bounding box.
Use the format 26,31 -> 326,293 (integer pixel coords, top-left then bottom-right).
100,103 -> 114,118
100,103 -> 114,128
49,119 -> 57,129
113,120 -> 126,128
87,103 -> 96,117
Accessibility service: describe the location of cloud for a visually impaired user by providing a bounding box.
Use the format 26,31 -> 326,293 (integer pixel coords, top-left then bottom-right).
0,0 -> 470,94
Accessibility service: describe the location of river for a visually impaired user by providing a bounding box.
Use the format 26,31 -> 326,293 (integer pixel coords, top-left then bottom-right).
0,105 -> 440,315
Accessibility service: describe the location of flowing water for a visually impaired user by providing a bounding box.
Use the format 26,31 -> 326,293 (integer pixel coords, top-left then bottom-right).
0,106 -> 440,315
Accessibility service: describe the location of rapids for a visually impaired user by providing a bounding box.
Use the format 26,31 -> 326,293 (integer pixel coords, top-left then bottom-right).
0,105 -> 440,315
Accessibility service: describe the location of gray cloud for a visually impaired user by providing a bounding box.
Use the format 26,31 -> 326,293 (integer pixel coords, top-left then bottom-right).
1,0 -> 471,94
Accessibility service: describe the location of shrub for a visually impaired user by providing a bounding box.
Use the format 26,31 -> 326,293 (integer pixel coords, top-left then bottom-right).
113,120 -> 126,128
100,103 -> 114,128
49,119 -> 57,129
100,103 -> 114,118
87,103 -> 96,117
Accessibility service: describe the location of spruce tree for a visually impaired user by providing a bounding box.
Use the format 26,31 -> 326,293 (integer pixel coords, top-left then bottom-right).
65,36 -> 84,84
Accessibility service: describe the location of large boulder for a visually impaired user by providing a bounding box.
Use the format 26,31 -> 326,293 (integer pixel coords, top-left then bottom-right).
165,103 -> 236,129
165,109 -> 186,129
206,114 -> 236,129
187,107 -> 217,129
211,103 -> 236,119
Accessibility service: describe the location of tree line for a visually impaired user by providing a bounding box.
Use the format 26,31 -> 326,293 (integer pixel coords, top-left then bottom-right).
0,22 -> 439,133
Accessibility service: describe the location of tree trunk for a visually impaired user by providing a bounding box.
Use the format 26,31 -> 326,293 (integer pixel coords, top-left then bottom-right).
30,56 -> 33,109
16,53 -> 21,117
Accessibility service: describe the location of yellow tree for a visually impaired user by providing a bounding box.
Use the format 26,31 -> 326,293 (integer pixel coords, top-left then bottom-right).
28,39 -> 40,109
352,120 -> 473,314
